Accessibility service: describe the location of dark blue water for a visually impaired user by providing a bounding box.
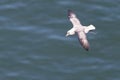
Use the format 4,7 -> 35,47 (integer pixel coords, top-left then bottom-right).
0,0 -> 120,80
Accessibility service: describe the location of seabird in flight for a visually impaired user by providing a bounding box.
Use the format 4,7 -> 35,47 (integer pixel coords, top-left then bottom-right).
66,10 -> 96,51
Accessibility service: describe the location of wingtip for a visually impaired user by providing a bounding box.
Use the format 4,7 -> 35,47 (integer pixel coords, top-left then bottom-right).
68,9 -> 72,17
85,48 -> 89,51
67,9 -> 75,18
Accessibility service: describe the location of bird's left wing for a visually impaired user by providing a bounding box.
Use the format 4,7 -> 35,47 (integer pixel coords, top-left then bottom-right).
77,31 -> 90,51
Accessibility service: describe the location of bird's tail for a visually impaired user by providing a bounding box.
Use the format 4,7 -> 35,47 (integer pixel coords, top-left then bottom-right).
84,24 -> 96,33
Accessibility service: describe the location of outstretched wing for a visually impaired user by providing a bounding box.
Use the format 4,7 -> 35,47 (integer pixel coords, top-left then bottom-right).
68,10 -> 82,27
77,31 -> 90,51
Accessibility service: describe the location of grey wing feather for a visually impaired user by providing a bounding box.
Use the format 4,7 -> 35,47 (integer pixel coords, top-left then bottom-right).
77,31 -> 90,51
68,10 -> 82,27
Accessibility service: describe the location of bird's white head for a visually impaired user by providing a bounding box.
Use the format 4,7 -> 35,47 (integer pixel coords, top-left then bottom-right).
66,28 -> 75,37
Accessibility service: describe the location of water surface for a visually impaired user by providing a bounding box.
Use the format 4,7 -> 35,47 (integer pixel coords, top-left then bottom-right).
0,0 -> 120,80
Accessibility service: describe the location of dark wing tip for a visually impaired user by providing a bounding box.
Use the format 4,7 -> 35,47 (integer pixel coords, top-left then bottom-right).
81,41 -> 89,51
67,9 -> 75,18
78,34 -> 89,51
84,46 -> 89,51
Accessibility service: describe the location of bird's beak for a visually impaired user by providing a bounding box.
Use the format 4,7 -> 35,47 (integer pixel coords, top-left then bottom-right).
66,34 -> 69,37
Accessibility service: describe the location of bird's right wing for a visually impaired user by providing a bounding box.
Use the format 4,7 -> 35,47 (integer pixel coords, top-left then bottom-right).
68,10 -> 82,27
77,31 -> 90,51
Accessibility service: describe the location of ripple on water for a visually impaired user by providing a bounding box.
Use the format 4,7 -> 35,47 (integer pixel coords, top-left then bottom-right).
0,2 -> 26,10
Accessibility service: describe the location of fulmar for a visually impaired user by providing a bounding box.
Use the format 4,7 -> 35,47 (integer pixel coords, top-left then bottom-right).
66,10 -> 96,51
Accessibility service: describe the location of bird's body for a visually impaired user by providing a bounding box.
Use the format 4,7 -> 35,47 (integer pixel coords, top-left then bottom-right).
66,10 -> 96,51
